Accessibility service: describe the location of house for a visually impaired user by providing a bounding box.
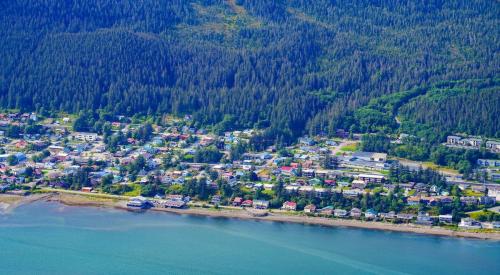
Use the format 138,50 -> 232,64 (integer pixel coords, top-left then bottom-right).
458,218 -> 482,229
407,196 -> 421,206
164,195 -> 186,208
485,141 -> 500,152
352,152 -> 387,162
314,187 -> 330,198
280,166 -> 296,176
304,204 -> 317,213
343,189 -> 362,198
488,187 -> 500,200
81,187 -> 93,193
364,209 -> 377,220
351,180 -> 366,189
480,196 -> 496,206
415,212 -> 433,226
357,174 -> 385,183
477,159 -> 500,167
438,214 -> 453,224
232,197 -> 243,206
241,200 -> 253,207
319,206 -> 333,216
380,211 -> 397,220
71,132 -> 98,142
396,213 -> 414,222
210,195 -> 221,205
127,196 -> 151,209
282,201 -> 297,211
468,138 -> 482,147
302,169 -> 315,178
460,196 -> 478,205
334,209 -> 348,217
350,208 -> 362,219
447,136 -> 461,145
253,200 -> 269,210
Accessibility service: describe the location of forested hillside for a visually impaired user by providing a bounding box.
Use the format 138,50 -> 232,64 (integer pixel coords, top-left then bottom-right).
1,0 -> 498,142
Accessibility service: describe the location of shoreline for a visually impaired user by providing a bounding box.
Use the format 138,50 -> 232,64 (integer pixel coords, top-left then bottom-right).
0,193 -> 55,214
5,192 -> 500,241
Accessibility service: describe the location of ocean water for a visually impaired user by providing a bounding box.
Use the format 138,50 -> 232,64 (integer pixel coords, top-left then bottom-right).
0,202 -> 498,275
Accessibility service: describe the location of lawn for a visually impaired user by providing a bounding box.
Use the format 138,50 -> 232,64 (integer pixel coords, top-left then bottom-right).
340,143 -> 358,152
124,184 -> 142,197
463,189 -> 484,197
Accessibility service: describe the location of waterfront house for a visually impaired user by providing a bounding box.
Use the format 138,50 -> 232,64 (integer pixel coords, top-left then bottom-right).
396,213 -> 414,223
438,214 -> 453,224
164,195 -> 186,208
127,196 -> 151,209
364,209 -> 377,220
241,199 -> 253,207
334,209 -> 348,218
282,201 -> 297,211
253,200 -> 269,210
350,208 -> 362,219
380,211 -> 396,221
458,218 -> 482,229
81,187 -> 93,193
304,204 -> 317,213
415,212 -> 433,226
210,195 -> 222,205
232,197 -> 243,206
319,206 -> 333,216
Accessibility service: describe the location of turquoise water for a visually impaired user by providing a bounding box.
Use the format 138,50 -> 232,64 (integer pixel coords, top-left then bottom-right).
0,202 -> 499,275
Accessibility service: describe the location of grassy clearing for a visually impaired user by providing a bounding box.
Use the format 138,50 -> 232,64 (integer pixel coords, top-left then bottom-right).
124,184 -> 141,197
463,189 -> 484,197
340,143 -> 358,152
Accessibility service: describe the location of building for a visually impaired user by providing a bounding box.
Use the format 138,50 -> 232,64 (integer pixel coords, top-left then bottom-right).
71,132 -> 98,142
480,196 -> 496,206
210,195 -> 222,205
488,187 -> 500,200
485,141 -> 500,152
127,196 -> 151,209
396,213 -> 414,222
415,212 -> 433,226
438,214 -> 453,224
468,138 -> 482,147
352,152 -> 387,162
447,136 -> 461,145
282,201 -> 297,211
81,187 -> 93,192
460,196 -> 478,205
458,218 -> 482,229
304,204 -> 317,213
334,209 -> 348,217
350,208 -> 362,219
302,169 -> 315,178
351,180 -> 367,189
477,159 -> 500,167
357,174 -> 385,183
232,197 -> 243,206
164,195 -> 186,208
253,200 -> 269,210
364,209 -> 377,220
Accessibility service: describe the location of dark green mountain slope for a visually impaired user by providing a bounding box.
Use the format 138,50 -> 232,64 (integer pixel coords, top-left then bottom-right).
0,0 -> 498,141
